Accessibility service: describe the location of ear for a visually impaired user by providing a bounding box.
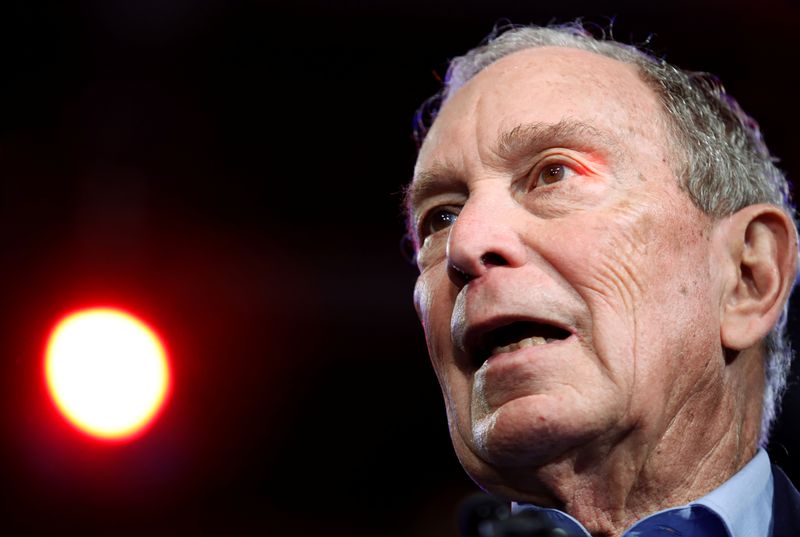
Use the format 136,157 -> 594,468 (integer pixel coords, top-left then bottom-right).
720,204 -> 798,351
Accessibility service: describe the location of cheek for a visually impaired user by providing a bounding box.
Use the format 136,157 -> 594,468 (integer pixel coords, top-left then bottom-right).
414,270 -> 478,444
414,269 -> 458,381
536,216 -> 648,378
413,269 -> 452,343
413,274 -> 433,328
536,205 -> 716,387
543,203 -> 711,314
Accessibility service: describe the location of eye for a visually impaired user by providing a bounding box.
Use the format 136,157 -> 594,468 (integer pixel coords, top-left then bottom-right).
533,162 -> 577,188
418,206 -> 460,241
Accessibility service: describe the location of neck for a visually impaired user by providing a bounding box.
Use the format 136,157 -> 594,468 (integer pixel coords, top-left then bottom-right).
496,350 -> 763,537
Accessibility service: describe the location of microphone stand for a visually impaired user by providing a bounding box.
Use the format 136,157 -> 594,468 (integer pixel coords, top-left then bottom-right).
457,493 -> 572,537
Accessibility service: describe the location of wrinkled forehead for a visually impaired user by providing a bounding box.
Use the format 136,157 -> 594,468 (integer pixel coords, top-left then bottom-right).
414,46 -> 673,176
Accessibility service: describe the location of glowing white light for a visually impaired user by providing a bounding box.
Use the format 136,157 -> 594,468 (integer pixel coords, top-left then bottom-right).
44,307 -> 171,442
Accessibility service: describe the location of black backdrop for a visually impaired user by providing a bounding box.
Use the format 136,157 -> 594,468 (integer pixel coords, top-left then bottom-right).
1,1 -> 799,536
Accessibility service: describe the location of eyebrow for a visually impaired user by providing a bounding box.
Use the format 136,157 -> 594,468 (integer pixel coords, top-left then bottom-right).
404,165 -> 464,215
404,119 -> 623,219
494,119 -> 623,163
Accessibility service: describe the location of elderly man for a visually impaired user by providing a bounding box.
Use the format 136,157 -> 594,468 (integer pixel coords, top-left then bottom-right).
404,23 -> 800,537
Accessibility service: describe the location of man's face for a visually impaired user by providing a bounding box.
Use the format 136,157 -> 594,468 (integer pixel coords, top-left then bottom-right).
408,47 -> 726,493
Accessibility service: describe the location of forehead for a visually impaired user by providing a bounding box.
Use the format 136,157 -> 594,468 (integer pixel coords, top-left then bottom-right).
414,46 -> 670,178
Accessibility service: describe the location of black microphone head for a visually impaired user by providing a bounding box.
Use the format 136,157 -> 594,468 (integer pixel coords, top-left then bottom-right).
456,492 -> 572,537
498,511 -> 570,537
457,493 -> 511,537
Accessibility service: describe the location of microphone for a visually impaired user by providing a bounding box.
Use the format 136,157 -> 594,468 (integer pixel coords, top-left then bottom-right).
457,493 -> 571,537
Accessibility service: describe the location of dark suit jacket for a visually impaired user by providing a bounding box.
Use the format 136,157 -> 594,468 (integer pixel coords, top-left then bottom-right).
771,465 -> 800,537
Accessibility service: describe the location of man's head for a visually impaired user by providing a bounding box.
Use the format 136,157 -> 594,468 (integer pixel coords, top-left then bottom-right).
405,22 -> 797,512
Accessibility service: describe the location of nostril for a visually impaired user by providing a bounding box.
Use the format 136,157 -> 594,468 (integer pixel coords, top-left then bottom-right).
448,262 -> 475,287
448,252 -> 508,287
480,252 -> 509,268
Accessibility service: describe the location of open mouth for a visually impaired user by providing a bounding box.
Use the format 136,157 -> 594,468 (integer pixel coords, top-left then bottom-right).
473,321 -> 571,367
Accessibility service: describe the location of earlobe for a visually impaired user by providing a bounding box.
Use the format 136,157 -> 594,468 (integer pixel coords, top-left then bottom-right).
720,204 -> 798,351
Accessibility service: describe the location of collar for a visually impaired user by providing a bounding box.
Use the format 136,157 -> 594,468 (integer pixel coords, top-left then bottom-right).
693,448 -> 773,537
511,448 -> 773,537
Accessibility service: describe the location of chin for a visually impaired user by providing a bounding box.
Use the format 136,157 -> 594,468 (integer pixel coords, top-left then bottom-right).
452,435 -> 557,504
468,394 -> 616,468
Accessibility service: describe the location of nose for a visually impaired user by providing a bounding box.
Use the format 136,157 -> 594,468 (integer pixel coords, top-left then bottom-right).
445,193 -> 527,287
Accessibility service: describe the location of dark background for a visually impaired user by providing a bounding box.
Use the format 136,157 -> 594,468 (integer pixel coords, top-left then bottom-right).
0,1 -> 799,535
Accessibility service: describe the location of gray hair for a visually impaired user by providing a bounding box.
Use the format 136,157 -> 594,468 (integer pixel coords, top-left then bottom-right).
413,21 -> 797,445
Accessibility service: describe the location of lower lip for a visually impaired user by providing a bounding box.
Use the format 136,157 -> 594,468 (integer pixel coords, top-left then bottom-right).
472,338 -> 577,409
480,336 -> 573,367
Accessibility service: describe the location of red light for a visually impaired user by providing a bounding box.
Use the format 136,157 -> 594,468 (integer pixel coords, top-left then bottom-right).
44,307 -> 171,442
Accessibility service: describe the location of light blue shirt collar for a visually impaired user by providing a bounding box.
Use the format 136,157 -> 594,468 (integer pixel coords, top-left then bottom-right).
511,448 -> 773,536
694,448 -> 773,537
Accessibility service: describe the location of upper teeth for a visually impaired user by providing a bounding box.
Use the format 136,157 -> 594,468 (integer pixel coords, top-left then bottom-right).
492,336 -> 553,355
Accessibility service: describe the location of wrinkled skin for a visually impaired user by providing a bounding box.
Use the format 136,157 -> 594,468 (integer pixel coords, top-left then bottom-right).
408,47 -> 772,535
